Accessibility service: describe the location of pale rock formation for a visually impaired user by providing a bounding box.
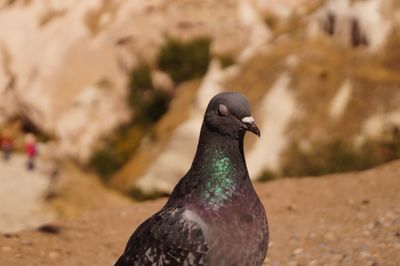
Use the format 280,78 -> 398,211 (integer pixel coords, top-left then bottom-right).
55,84 -> 129,162
1,0 -> 399,196
361,111 -> 400,140
313,0 -> 395,50
120,0 -> 400,195
238,0 -> 272,62
247,73 -> 297,176
254,0 -> 318,18
151,70 -> 174,93
329,79 -> 352,120
0,0 -> 250,161
0,0 -> 132,139
0,44 -> 18,126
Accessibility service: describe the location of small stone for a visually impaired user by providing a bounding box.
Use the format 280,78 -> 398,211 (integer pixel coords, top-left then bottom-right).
293,248 -> 303,255
15,253 -> 22,258
21,239 -> 33,246
2,233 -> 17,238
2,246 -> 11,252
361,199 -> 370,205
48,251 -> 60,259
360,251 -> 370,258
362,230 -> 370,236
384,211 -> 395,219
287,205 -> 297,211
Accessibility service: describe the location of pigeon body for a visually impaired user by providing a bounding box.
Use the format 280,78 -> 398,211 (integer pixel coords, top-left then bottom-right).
115,92 -> 269,266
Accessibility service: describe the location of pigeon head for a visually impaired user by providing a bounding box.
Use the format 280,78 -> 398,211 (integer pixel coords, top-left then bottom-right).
204,92 -> 260,138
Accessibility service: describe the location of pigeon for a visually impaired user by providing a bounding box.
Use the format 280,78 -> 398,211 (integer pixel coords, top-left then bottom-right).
115,92 -> 269,266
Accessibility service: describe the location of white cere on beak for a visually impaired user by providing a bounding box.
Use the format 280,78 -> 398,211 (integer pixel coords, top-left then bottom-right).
242,116 -> 254,124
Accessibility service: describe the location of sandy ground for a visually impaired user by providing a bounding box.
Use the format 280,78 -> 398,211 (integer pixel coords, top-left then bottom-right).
0,160 -> 399,266
0,155 -> 54,233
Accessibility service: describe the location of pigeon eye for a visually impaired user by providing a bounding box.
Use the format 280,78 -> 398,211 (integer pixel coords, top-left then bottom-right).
218,104 -> 229,116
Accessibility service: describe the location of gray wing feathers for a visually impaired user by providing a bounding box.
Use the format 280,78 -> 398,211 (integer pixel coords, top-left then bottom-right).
115,207 -> 208,266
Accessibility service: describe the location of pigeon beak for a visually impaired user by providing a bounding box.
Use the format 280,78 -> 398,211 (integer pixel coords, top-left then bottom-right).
242,116 -> 260,137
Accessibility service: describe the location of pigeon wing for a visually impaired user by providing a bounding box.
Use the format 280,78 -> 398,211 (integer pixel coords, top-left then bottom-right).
115,207 -> 208,266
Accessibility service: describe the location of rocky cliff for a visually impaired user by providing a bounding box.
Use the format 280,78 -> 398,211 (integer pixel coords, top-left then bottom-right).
112,0 -> 400,195
0,0 -> 257,161
1,0 -> 399,196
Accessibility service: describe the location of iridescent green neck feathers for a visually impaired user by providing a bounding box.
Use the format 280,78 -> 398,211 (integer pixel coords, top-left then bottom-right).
202,150 -> 237,209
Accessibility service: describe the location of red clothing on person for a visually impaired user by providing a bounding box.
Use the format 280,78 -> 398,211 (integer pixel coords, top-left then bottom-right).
1,137 -> 13,150
25,143 -> 37,158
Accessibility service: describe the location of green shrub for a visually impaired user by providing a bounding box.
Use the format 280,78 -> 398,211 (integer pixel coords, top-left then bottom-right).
216,54 -> 235,69
158,37 -> 211,83
89,145 -> 122,182
127,64 -> 153,110
89,125 -> 148,181
90,63 -> 172,180
258,169 -> 278,182
128,63 -> 171,125
136,90 -> 171,126
281,135 -> 400,177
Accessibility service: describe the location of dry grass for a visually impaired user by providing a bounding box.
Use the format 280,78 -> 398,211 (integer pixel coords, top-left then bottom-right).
225,42 -> 297,105
291,35 -> 400,139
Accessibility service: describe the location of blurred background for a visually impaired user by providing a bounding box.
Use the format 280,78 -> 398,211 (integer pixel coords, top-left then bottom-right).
0,0 -> 399,264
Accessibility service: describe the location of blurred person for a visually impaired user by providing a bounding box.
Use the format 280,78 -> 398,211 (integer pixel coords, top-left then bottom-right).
1,130 -> 13,161
25,133 -> 37,170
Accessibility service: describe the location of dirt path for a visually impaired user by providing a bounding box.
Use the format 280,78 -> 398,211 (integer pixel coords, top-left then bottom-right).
0,155 -> 54,234
0,161 -> 399,266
